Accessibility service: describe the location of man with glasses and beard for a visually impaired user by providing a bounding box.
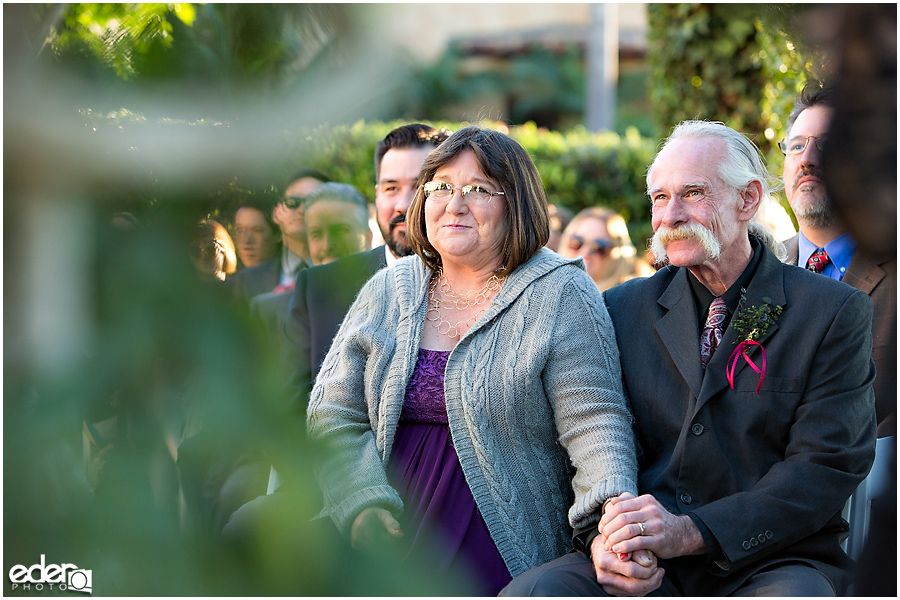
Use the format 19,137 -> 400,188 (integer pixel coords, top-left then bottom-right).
501,120 -> 875,597
780,83 -> 896,438
283,124 -> 450,413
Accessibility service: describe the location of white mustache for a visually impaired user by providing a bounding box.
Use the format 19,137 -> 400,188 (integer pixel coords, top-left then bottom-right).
651,223 -> 721,264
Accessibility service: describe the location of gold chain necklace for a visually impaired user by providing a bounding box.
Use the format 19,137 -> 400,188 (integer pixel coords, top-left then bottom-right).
426,269 -> 506,339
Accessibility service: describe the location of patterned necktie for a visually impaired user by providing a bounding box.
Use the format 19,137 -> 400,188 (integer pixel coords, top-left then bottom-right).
700,297 -> 728,368
806,248 -> 830,274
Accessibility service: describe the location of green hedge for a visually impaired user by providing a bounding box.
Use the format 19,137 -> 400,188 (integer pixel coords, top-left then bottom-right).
290,120 -> 659,247
646,4 -> 816,172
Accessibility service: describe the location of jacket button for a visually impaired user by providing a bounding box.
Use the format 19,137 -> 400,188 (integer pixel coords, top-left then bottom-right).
680,493 -> 693,505
765,531 -> 773,539
691,423 -> 705,436
758,534 -> 767,544
742,541 -> 752,551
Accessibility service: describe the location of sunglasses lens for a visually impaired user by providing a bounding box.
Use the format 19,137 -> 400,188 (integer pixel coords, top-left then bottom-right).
568,235 -> 584,251
284,197 -> 303,209
593,240 -> 613,256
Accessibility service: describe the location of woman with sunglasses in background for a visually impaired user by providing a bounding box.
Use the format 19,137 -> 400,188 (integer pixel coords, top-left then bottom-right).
559,206 -> 654,292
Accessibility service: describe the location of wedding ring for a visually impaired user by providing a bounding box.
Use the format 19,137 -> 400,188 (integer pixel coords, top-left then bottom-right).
638,522 -> 646,536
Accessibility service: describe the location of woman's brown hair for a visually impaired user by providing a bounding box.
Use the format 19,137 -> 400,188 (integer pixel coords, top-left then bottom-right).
407,126 -> 550,274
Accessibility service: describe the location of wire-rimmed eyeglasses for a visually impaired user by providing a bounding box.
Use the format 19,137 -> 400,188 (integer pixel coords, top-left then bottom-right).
778,135 -> 828,156
423,182 -> 505,206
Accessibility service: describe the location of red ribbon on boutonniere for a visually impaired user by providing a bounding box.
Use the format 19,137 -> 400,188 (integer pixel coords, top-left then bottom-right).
727,341 -> 766,392
727,291 -> 783,393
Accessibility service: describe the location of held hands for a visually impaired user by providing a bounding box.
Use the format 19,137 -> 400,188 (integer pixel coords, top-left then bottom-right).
590,531 -> 662,596
600,492 -> 706,560
350,507 -> 404,553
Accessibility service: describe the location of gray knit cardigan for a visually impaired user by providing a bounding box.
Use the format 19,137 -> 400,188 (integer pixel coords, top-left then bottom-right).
307,248 -> 638,577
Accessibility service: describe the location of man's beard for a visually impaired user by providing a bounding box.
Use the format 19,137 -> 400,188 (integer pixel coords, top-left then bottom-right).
382,214 -> 414,258
650,222 -> 721,266
791,168 -> 836,229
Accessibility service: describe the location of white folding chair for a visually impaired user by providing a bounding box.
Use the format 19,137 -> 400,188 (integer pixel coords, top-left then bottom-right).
842,435 -> 894,560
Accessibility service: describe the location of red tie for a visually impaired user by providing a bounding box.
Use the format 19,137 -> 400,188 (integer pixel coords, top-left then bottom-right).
700,297 -> 728,368
806,248 -> 830,274
271,282 -> 295,295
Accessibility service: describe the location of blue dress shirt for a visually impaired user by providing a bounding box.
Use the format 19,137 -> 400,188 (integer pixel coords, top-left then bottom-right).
798,231 -> 856,281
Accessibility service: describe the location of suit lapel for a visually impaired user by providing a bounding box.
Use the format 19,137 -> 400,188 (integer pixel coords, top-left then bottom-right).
695,248 -> 786,413
353,247 -> 386,288
370,245 -> 388,272
784,234 -> 799,266
842,251 -> 885,295
655,269 -> 704,399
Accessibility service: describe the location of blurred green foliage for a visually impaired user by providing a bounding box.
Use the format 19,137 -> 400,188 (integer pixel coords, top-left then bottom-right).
48,3 -> 196,80
508,123 -> 657,244
399,42 -> 655,137
74,113 -> 658,248
36,3 -> 354,119
401,43 -> 586,132
646,3 -> 831,222
4,203 -> 462,596
646,4 -> 824,163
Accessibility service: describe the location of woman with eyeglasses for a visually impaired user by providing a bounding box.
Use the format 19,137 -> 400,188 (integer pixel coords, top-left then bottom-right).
307,126 -> 639,595
559,207 -> 655,292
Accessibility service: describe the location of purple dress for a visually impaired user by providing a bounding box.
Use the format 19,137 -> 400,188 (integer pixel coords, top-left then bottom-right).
387,348 -> 511,596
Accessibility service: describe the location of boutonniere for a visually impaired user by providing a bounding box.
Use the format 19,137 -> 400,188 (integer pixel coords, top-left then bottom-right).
727,290 -> 783,392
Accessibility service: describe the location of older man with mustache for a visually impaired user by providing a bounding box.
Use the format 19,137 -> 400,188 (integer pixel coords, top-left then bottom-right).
501,120 -> 876,597
781,83 -> 896,438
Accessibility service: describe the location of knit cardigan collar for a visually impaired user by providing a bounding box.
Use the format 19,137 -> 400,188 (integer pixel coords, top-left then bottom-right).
392,247 -> 585,337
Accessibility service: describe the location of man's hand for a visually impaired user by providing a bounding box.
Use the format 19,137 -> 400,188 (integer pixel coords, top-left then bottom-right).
350,507 -> 404,552
590,534 -> 663,596
600,493 -> 706,559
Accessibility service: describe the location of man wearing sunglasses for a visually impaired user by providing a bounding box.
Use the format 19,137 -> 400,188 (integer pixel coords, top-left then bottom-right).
781,83 -> 895,438
273,168 -> 330,292
232,170 -> 328,302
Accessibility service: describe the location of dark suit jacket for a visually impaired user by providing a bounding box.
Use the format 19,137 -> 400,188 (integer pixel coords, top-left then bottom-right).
785,234 -> 896,437
283,246 -> 388,413
231,257 -> 280,301
603,243 -> 876,596
250,290 -> 293,340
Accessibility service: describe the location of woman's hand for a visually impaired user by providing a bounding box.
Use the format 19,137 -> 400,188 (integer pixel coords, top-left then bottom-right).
589,535 -> 663,596
350,507 -> 404,552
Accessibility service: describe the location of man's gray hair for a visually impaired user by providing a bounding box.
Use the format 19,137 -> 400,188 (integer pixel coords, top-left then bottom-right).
650,120 -> 780,198
303,182 -> 370,228
649,120 -> 786,260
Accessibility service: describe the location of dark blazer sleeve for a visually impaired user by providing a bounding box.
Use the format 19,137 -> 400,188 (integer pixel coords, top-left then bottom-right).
844,253 -> 896,436
784,236 -> 894,435
691,285 -> 876,573
282,266 -> 316,416
281,247 -> 386,417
